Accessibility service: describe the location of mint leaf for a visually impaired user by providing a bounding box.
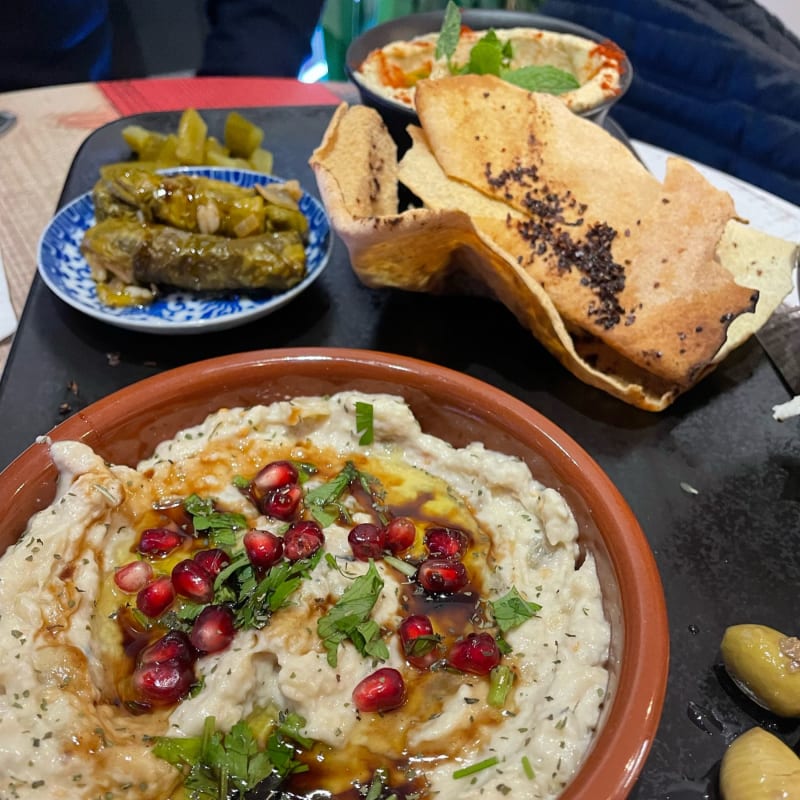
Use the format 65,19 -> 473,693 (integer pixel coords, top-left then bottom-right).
317,561 -> 388,667
355,401 -> 374,446
490,586 -> 541,633
467,30 -> 504,75
436,0 -> 462,61
432,8 -> 581,97
501,64 -> 580,95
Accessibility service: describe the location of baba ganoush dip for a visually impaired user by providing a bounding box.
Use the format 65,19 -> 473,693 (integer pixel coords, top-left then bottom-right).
355,27 -> 626,113
0,392 -> 610,800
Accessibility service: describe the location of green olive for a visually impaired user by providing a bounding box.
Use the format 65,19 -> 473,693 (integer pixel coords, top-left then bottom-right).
720,624 -> 800,717
719,727 -> 800,800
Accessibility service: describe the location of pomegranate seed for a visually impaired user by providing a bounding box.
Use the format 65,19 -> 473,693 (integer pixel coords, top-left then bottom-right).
138,630 -> 195,668
447,632 -> 501,675
384,517 -> 416,554
171,559 -> 215,603
348,523 -> 386,561
252,460 -> 298,495
283,520 -> 324,561
416,558 -> 468,594
193,548 -> 231,577
399,614 -> 440,669
259,484 -> 303,520
137,527 -> 184,558
352,667 -> 407,713
190,604 -> 235,654
114,560 -> 153,593
136,576 -> 176,618
399,614 -> 434,641
424,526 -> 468,560
133,661 -> 195,705
243,529 -> 284,570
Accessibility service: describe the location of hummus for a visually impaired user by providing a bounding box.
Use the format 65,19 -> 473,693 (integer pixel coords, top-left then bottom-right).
0,392 -> 610,799
355,27 -> 626,113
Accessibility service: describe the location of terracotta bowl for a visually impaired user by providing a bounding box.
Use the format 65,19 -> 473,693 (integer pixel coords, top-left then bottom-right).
345,9 -> 633,151
0,347 -> 667,798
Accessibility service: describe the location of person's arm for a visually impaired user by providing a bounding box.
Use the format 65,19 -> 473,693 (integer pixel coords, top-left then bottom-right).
199,0 -> 326,77
0,0 -> 111,91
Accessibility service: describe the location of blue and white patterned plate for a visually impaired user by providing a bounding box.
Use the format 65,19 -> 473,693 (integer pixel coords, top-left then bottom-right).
37,166 -> 332,334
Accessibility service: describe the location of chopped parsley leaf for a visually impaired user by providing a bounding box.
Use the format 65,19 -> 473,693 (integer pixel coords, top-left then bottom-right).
153,713 -> 310,799
317,561 -> 389,667
183,494 -> 247,548
304,461 -> 384,527
490,586 -> 541,633
355,401 -> 375,446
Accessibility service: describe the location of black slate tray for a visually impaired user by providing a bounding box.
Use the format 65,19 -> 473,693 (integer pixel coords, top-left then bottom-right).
1,105 -> 798,797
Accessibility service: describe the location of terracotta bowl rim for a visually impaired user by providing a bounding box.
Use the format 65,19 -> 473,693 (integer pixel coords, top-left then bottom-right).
0,347 -> 668,798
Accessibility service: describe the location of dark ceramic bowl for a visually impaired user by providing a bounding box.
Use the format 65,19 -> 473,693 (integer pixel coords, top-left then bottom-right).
0,348 -> 667,799
346,9 -> 633,151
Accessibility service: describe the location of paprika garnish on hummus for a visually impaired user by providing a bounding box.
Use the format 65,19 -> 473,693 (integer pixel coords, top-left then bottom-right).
355,23 -> 626,114
309,75 -> 798,411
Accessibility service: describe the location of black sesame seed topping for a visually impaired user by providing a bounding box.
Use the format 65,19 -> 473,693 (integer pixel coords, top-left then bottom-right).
486,160 -> 630,330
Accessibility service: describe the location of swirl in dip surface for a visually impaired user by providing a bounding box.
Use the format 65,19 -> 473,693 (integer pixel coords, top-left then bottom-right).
0,391 -> 610,799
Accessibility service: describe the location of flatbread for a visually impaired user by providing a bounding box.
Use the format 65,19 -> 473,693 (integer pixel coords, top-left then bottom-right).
413,75 -> 759,386
309,80 -> 797,411
311,106 -> 676,409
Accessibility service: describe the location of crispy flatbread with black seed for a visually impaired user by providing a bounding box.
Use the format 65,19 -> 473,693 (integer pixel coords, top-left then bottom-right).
309,78 -> 797,411
413,75 -> 760,386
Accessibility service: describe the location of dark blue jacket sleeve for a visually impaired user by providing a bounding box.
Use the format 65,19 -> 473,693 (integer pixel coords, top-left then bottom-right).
199,0 -> 325,78
0,0 -> 111,92
540,0 -> 800,206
